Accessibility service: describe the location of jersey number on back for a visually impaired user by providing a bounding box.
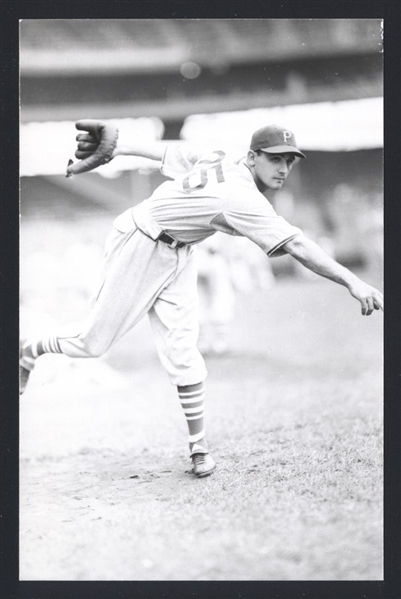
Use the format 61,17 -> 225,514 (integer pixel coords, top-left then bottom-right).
182,151 -> 226,193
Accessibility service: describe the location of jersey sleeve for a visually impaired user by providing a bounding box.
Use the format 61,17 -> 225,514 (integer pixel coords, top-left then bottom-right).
222,187 -> 303,257
160,144 -> 203,179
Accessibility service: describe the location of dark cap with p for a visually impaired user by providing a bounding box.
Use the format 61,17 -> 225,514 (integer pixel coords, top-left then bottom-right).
250,125 -> 306,159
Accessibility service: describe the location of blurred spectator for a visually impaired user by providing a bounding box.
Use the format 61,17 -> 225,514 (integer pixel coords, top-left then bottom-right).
196,235 -> 275,354
358,192 -> 383,284
273,189 -> 337,280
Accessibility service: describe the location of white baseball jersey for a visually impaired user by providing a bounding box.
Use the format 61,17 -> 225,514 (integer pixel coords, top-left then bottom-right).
115,144 -> 303,256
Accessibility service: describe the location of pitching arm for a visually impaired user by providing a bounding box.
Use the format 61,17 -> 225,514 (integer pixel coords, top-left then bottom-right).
112,140 -> 168,162
282,235 -> 383,315
116,142 -> 208,176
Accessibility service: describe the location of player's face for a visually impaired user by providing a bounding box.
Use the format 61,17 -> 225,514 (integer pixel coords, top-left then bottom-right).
248,151 -> 296,192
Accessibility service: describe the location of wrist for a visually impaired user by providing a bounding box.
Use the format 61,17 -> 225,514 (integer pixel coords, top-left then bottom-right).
341,270 -> 361,290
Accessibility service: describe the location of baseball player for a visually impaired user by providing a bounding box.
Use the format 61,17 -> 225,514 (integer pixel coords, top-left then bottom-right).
20,122 -> 384,478
196,235 -> 237,355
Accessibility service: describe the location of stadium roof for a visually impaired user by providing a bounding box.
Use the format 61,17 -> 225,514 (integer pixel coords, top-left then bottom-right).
20,19 -> 382,75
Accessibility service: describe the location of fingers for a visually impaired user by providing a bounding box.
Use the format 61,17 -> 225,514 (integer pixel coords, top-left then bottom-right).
361,291 -> 384,316
361,300 -> 371,316
75,150 -> 94,160
366,297 -> 374,316
374,292 -> 384,312
74,133 -> 98,161
76,133 -> 97,143
76,133 -> 98,155
351,282 -> 383,316
77,141 -> 98,152
75,120 -> 103,135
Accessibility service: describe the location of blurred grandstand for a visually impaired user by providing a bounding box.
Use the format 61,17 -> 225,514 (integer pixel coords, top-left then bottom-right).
20,19 -> 383,277
20,19 -> 382,121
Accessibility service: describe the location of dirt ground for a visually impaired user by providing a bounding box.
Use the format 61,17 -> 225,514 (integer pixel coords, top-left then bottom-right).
19,276 -> 383,581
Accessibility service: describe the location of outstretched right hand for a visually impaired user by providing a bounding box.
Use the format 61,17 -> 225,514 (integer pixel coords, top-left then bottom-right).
348,281 -> 384,315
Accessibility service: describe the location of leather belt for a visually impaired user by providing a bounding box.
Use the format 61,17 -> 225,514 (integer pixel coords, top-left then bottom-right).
158,232 -> 186,249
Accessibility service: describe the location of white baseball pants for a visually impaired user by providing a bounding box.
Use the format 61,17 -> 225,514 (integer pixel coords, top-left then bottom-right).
56,221 -> 208,387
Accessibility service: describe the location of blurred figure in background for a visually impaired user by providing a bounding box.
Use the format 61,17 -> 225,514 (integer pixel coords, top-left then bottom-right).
273,189 -> 337,280
356,191 -> 383,286
196,235 -> 275,355
196,235 -> 236,356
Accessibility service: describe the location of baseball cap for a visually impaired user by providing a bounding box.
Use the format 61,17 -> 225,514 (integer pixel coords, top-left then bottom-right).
250,125 -> 306,158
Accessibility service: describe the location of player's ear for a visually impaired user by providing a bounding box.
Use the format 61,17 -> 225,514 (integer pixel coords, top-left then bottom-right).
247,150 -> 256,167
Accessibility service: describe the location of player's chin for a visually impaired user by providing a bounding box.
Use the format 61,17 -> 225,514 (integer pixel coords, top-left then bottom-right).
270,178 -> 286,189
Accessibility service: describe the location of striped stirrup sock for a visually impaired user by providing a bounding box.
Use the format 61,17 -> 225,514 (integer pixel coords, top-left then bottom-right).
20,335 -> 63,369
177,382 -> 208,455
35,335 -> 63,356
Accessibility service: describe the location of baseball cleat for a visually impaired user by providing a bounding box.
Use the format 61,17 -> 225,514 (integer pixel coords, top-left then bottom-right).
191,453 -> 216,478
19,341 -> 36,395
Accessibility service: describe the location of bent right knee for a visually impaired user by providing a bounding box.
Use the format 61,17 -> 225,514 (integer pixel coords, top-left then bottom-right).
82,337 -> 111,358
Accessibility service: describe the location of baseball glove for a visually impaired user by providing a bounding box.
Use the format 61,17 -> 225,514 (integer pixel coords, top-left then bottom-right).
66,120 -> 119,177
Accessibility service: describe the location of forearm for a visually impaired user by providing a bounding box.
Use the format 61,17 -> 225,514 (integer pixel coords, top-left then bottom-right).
283,234 -> 383,315
283,235 -> 359,289
112,140 -> 168,162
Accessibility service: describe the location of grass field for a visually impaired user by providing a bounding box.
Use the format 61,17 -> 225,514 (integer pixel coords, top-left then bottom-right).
19,271 -> 383,581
